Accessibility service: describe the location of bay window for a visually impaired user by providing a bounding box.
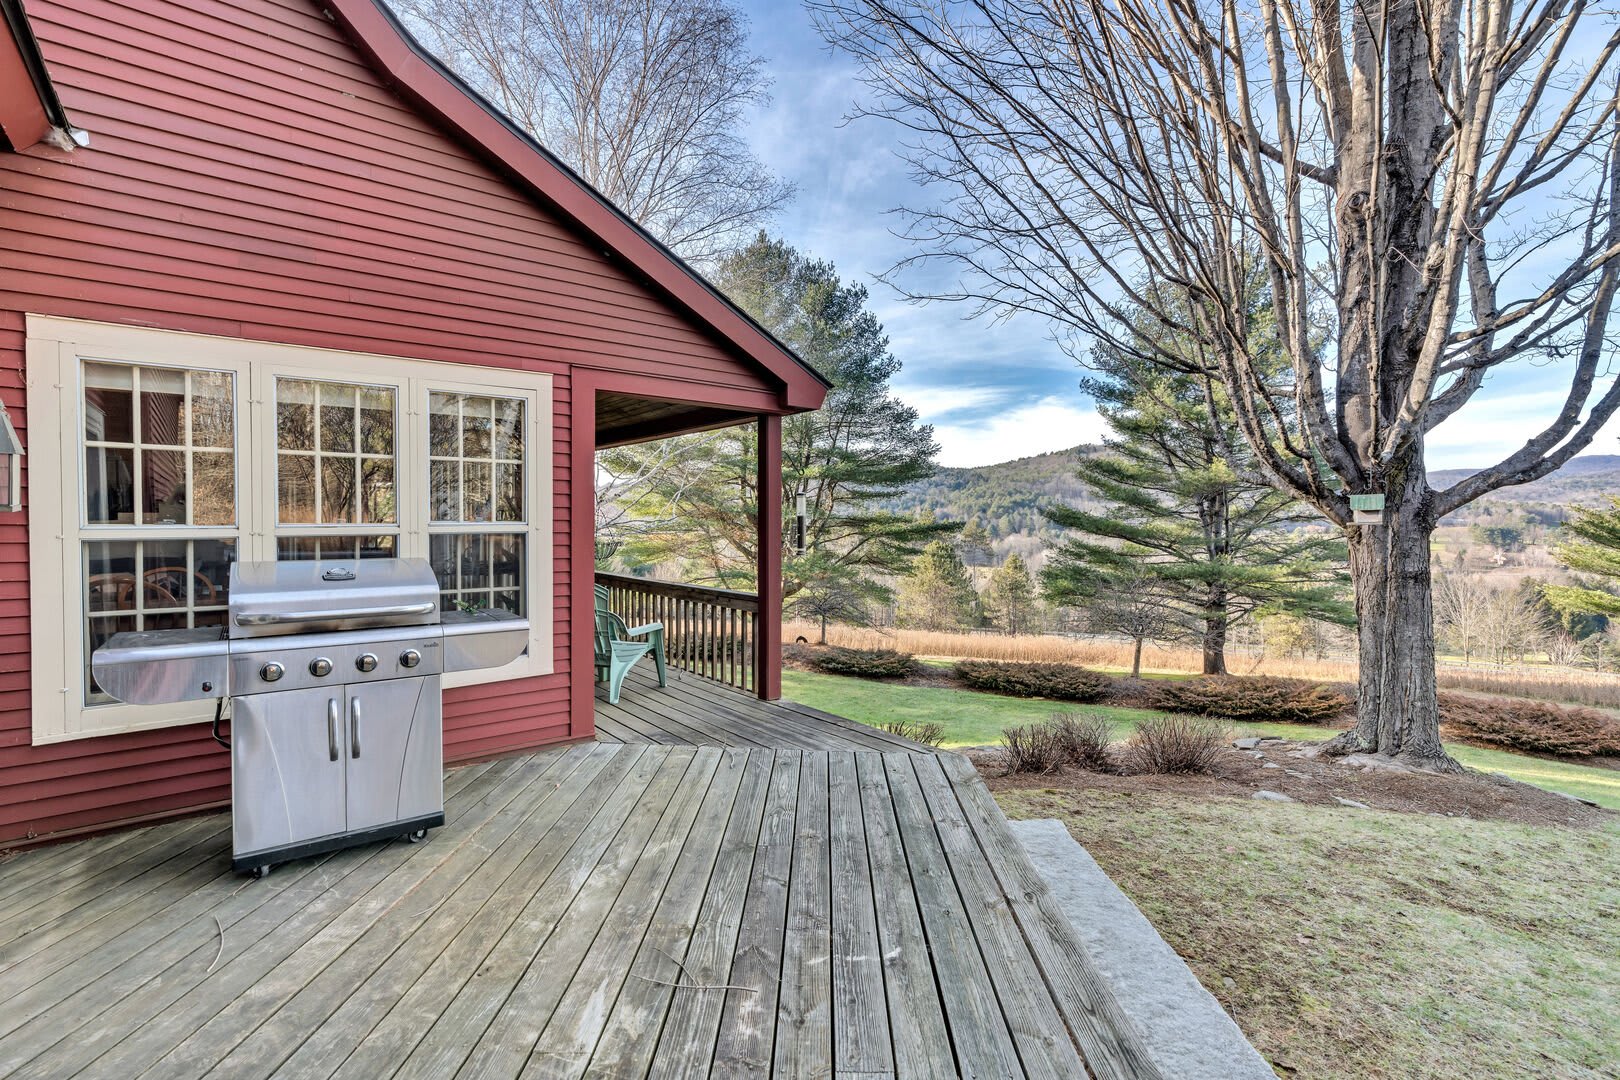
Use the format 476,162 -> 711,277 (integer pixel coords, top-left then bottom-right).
28,317 -> 553,743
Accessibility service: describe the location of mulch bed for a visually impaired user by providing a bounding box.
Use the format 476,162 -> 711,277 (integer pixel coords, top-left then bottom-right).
972,739 -> 1614,830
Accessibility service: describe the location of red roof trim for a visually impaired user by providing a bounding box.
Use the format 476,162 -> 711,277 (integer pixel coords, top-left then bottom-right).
323,0 -> 829,412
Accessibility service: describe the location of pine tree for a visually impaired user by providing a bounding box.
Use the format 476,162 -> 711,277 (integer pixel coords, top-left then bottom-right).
1544,498 -> 1620,618
1043,294 -> 1353,673
601,234 -> 952,595
982,554 -> 1038,635
957,520 -> 995,567
896,541 -> 976,631
786,553 -> 877,643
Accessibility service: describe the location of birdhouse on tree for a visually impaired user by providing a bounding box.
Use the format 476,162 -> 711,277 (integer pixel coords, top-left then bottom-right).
1350,493 -> 1386,526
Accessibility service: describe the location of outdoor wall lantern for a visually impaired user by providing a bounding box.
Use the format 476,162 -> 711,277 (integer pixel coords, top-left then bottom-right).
0,402 -> 21,513
793,488 -> 808,555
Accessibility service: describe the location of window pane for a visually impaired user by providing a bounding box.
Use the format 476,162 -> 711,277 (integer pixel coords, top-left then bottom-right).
141,449 -> 186,524
430,460 -> 459,523
320,457 -> 356,524
494,398 -> 524,460
139,367 -> 186,447
278,379 -> 396,527
85,445 -> 136,524
277,535 -> 397,561
84,363 -> 133,443
193,451 -> 235,526
496,463 -> 523,522
462,402 -> 492,459
191,371 -> 234,448
360,387 -> 393,454
430,532 -> 525,616
429,391 -> 525,525
279,454 -> 316,523
141,541 -> 191,609
429,394 -> 459,457
462,461 -> 492,522
84,360 -> 237,528
360,459 -> 395,524
278,380 -> 316,451
86,540 -> 138,613
318,385 -> 356,453
84,538 -> 234,700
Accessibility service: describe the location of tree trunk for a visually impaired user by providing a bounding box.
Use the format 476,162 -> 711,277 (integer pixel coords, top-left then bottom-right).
1201,597 -> 1228,675
1131,637 -> 1143,679
818,614 -> 828,645
1326,484 -> 1460,771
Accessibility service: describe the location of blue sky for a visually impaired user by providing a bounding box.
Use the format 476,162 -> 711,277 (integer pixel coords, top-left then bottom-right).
733,1 -> 1620,472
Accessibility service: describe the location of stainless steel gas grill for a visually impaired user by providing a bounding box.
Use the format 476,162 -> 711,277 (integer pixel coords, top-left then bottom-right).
92,557 -> 528,877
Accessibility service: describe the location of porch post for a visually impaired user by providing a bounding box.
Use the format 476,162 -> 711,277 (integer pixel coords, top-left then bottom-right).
756,413 -> 782,700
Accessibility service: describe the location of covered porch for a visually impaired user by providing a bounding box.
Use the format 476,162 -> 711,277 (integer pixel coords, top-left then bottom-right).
578,380 -> 792,738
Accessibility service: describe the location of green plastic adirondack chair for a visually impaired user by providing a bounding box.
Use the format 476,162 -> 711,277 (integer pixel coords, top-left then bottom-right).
593,599 -> 667,704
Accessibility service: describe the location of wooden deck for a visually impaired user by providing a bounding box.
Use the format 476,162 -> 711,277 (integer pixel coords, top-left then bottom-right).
0,682 -> 1160,1079
594,666 -> 935,753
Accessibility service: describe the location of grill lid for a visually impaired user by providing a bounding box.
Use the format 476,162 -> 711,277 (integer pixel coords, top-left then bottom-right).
228,558 -> 439,638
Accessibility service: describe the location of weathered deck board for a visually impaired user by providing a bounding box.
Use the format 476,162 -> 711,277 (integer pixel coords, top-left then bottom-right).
828,752 -> 892,1078
585,747 -> 762,1079
773,751 -> 833,1077
854,751 -> 955,1080
597,666 -> 933,753
0,681 -> 1161,1080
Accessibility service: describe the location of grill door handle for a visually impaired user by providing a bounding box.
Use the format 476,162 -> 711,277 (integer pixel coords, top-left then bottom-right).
350,696 -> 361,759
234,602 -> 436,627
327,698 -> 339,762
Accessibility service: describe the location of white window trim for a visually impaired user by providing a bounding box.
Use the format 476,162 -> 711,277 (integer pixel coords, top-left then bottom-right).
27,315 -> 555,745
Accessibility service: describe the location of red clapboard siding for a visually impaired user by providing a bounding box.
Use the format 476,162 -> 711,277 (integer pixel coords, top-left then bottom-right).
0,0 -> 782,846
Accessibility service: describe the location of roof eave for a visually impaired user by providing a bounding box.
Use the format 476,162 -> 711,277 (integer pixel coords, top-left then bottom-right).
0,0 -> 80,152
325,0 -> 831,412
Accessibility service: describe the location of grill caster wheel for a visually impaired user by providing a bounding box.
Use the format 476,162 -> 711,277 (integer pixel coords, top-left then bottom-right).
404,828 -> 428,844
250,864 -> 271,880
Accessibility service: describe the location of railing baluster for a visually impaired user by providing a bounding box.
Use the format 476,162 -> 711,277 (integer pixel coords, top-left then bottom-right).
593,572 -> 762,694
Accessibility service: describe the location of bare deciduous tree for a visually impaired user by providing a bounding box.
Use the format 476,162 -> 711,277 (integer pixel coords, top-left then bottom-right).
815,0 -> 1620,768
1433,570 -> 1492,665
594,431 -> 719,561
401,0 -> 792,261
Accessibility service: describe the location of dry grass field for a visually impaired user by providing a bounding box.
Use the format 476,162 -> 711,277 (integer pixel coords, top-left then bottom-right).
783,621 -> 1620,709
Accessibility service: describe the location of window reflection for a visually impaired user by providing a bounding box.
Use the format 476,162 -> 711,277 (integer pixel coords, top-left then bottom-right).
83,362 -> 236,527
429,533 -> 525,616
276,379 -> 396,526
84,538 -> 235,700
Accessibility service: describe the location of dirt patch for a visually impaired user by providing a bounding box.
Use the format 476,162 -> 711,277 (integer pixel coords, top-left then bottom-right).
973,739 -> 1614,829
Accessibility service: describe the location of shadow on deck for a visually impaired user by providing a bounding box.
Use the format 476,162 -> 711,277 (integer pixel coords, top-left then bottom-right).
0,678 -> 1160,1079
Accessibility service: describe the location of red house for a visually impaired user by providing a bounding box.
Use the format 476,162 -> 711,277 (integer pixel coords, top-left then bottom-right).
0,0 -> 827,847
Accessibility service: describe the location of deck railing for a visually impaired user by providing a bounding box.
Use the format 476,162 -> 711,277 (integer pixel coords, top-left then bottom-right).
595,572 -> 760,693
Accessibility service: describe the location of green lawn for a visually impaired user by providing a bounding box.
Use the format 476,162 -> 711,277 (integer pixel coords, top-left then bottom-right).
782,669 -> 1620,809
995,789 -> 1620,1078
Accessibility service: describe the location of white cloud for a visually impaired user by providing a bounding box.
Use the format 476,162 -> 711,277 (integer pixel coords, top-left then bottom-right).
1426,384 -> 1620,470
930,396 -> 1111,467
892,383 -> 1009,419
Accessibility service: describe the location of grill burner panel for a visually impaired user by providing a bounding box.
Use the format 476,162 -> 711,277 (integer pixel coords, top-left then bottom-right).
90,557 -> 530,877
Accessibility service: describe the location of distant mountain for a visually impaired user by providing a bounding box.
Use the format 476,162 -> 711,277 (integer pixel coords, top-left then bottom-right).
1429,455 -> 1620,516
892,449 -> 1620,546
885,446 -> 1106,546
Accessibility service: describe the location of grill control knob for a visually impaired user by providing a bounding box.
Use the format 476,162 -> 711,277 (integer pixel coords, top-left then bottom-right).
309,657 -> 333,678
356,653 -> 378,673
260,661 -> 285,683
400,648 -> 422,669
